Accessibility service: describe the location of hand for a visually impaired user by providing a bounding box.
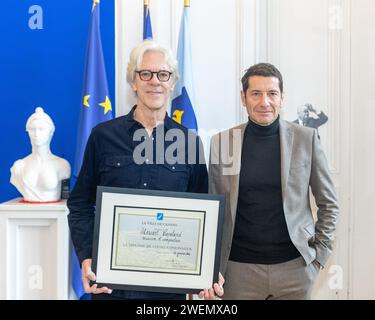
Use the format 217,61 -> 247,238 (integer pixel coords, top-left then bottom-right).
198,272 -> 225,300
306,104 -> 314,112
81,258 -> 112,295
307,104 -> 319,114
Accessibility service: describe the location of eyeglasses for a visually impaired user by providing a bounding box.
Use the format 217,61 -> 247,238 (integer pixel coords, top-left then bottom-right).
135,70 -> 172,82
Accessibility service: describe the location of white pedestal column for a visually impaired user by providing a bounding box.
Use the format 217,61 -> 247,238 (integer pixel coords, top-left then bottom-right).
0,198 -> 70,300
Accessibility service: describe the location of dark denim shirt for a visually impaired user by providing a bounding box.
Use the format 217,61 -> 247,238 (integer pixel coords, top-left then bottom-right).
67,106 -> 208,299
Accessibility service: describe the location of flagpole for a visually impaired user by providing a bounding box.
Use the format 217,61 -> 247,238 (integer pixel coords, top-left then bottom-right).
143,0 -> 153,39
183,0 -> 194,302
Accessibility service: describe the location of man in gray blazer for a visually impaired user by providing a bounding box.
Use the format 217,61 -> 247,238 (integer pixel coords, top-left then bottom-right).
209,63 -> 339,300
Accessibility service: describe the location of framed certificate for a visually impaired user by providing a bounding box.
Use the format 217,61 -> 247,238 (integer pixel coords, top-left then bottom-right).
92,186 -> 225,294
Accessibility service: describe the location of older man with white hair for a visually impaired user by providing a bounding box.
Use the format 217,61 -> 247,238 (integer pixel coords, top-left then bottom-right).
68,40 -> 223,300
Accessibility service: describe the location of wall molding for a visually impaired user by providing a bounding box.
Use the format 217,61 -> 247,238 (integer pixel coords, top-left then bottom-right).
327,0 -> 345,175
267,0 -> 281,66
235,0 -> 260,124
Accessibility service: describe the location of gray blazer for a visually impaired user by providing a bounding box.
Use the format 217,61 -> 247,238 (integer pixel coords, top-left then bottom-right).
209,120 -> 339,276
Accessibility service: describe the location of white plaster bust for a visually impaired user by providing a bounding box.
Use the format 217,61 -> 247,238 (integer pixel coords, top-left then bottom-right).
10,107 -> 71,202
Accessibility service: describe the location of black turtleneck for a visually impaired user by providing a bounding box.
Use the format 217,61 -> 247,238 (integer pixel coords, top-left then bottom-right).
229,117 -> 301,264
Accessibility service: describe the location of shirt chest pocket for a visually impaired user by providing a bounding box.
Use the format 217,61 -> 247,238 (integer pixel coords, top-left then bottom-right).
100,155 -> 141,187
157,163 -> 190,192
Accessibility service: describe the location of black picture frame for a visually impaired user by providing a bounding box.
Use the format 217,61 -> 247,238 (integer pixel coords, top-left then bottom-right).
92,186 -> 225,294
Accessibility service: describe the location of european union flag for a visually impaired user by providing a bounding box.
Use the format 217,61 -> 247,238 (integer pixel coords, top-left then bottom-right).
143,0 -> 153,40
171,5 -> 198,130
72,0 -> 113,300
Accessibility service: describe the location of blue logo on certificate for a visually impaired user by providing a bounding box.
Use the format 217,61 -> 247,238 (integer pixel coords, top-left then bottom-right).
156,212 -> 164,221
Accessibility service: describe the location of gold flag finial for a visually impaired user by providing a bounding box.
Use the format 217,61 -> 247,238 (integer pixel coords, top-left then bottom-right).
144,0 -> 149,6
184,0 -> 190,7
92,0 -> 100,12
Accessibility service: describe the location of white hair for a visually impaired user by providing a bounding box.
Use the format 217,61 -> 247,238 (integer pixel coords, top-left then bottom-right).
126,40 -> 179,85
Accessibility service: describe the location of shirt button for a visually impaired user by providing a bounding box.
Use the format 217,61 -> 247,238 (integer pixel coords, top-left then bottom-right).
143,183 -> 148,187
117,163 -> 121,166
172,166 -> 175,170
146,159 -> 149,163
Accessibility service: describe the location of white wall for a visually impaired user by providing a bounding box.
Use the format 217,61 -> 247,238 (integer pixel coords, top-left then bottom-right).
350,0 -> 375,299
276,0 -> 375,300
269,0 -> 351,299
115,0 -> 255,132
115,0 -> 375,299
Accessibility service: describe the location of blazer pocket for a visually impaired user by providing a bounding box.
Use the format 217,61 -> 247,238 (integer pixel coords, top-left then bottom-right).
304,223 -> 315,236
290,161 -> 307,172
304,223 -> 316,245
289,163 -> 311,180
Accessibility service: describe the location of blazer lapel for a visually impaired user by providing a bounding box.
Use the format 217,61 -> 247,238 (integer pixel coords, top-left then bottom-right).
280,120 -> 294,202
229,123 -> 247,224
